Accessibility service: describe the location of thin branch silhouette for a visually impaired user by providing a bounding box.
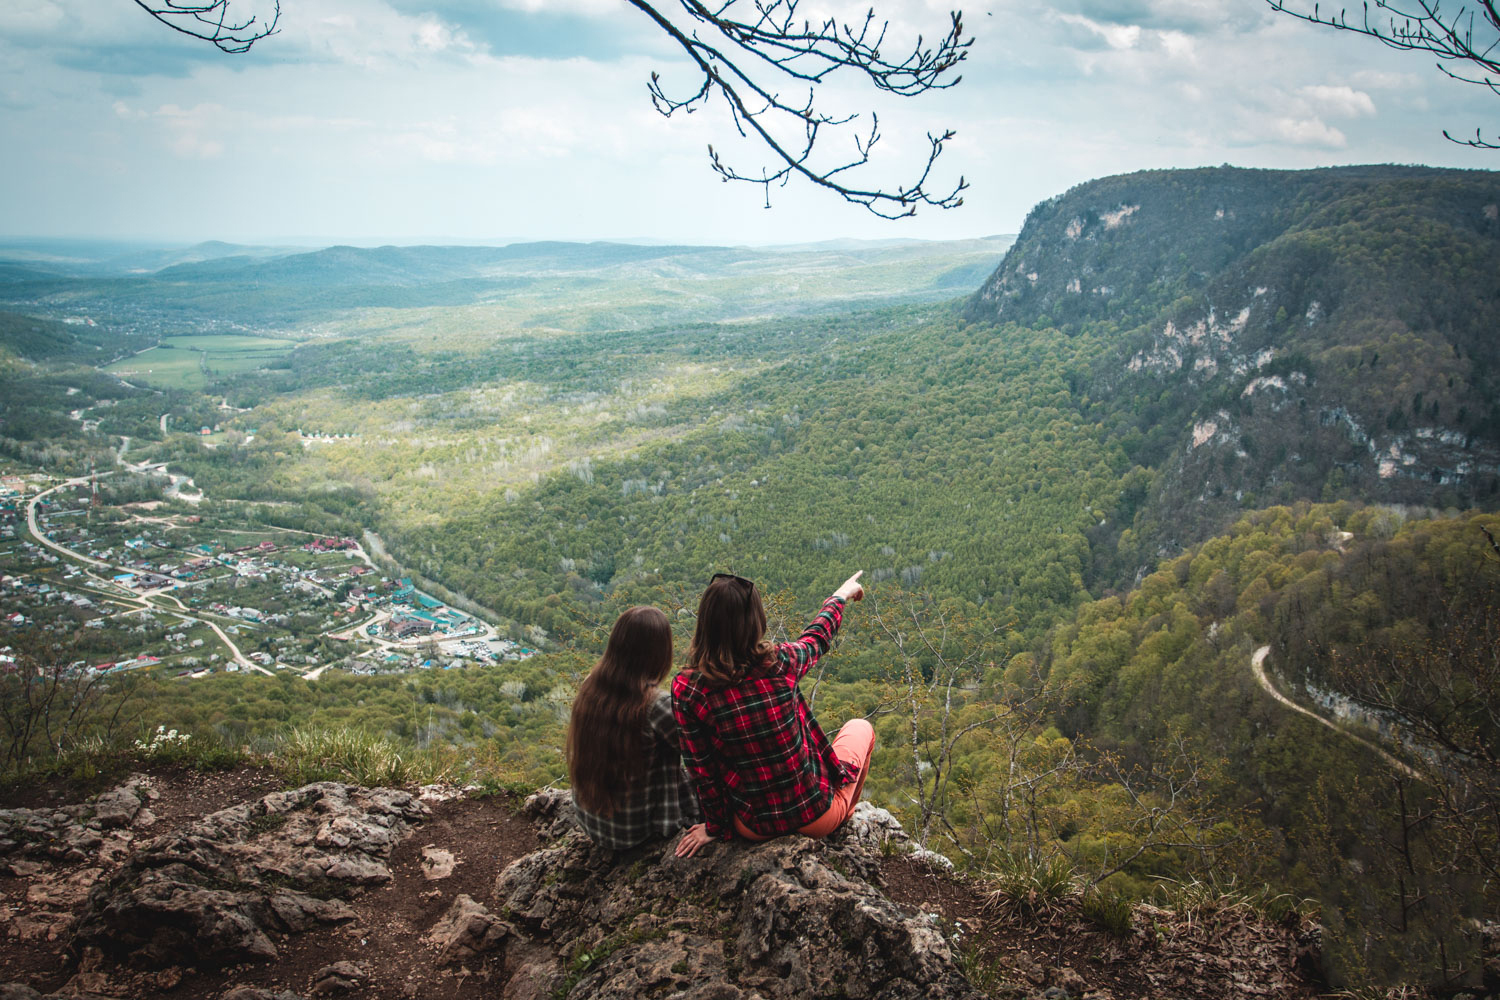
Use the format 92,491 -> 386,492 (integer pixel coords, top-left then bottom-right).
625,0 -> 971,217
133,0 -> 281,54
1268,0 -> 1500,148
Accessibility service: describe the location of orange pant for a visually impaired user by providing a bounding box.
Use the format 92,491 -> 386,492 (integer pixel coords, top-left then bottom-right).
734,718 -> 876,841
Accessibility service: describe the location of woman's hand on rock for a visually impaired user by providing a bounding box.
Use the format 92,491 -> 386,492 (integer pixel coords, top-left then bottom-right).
833,570 -> 864,603
675,823 -> 713,858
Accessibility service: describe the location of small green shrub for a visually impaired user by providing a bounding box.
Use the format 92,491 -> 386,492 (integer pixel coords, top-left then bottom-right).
1080,886 -> 1133,936
983,852 -> 1080,916
130,727 -> 246,771
954,939 -> 1006,993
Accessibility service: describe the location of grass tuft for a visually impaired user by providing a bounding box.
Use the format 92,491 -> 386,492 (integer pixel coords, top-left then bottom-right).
982,852 -> 1080,917
1080,885 -> 1134,936
1150,876 -> 1319,927
272,726 -> 464,787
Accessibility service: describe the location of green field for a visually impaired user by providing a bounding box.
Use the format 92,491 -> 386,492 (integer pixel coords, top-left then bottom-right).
163,334 -> 297,352
105,346 -> 207,390
106,335 -> 295,390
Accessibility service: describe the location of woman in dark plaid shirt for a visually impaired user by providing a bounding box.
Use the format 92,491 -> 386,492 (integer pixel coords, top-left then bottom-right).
566,606 -> 701,849
671,571 -> 875,858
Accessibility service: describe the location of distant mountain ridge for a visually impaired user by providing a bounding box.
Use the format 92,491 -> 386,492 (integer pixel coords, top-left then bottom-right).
966,164 -> 1500,565
149,241 -> 742,287
0,239 -> 301,278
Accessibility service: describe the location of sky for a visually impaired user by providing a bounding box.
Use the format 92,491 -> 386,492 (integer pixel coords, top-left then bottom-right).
0,0 -> 1495,245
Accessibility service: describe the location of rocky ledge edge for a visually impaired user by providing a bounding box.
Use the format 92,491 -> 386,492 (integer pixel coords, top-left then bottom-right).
0,777 -> 1320,1000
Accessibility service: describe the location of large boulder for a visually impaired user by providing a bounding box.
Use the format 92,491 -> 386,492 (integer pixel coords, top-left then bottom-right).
69,782 -> 428,968
492,799 -> 980,1000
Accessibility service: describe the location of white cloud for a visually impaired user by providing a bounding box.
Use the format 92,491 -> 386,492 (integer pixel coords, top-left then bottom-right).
0,0 -> 64,34
1350,69 -> 1423,90
1159,30 -> 1196,61
1300,84 -> 1376,117
1059,13 -> 1143,50
285,4 -> 480,68
1271,116 -> 1348,147
153,102 -> 230,159
494,0 -> 623,12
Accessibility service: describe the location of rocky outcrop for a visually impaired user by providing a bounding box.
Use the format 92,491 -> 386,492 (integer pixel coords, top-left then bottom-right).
69,781 -> 428,967
0,777 -> 159,947
488,790 -> 979,1000
1,770 -> 1333,1000
425,893 -> 514,965
0,777 -> 154,865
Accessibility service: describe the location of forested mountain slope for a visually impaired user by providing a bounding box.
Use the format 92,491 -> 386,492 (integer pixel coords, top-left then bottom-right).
967,165 -> 1500,570
1034,504 -> 1499,987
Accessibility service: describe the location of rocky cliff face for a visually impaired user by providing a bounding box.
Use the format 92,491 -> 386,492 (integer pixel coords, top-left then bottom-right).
0,770 -> 1322,1000
965,165 -> 1500,567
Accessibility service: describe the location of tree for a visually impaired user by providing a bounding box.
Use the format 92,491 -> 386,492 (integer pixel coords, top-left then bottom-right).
0,637 -> 141,775
132,0 -> 970,217
1267,0 -> 1500,148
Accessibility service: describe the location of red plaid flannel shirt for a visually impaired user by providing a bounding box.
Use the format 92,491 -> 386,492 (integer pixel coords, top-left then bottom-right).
671,595 -> 855,840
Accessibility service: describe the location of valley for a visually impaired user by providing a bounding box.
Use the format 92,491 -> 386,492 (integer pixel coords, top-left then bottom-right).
1,167 -> 1497,994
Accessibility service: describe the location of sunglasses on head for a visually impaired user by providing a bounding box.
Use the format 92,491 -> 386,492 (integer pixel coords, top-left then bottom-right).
710,572 -> 754,590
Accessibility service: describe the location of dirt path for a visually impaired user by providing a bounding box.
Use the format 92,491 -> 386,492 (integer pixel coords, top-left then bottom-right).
1251,646 -> 1421,779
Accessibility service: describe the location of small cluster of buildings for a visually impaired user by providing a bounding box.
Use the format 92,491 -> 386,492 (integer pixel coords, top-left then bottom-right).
2,573 -> 100,628
112,571 -> 175,591
90,654 -> 162,673
6,475 -> 539,680
303,537 -> 358,553
369,578 -> 484,643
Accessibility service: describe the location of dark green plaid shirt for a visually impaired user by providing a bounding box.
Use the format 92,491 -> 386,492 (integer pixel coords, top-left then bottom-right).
572,690 -> 701,850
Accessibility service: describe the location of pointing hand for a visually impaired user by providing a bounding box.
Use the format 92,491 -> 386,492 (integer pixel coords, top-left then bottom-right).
834,570 -> 864,602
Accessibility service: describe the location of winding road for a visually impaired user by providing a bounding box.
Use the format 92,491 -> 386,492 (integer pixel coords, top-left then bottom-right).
1251,645 -> 1421,779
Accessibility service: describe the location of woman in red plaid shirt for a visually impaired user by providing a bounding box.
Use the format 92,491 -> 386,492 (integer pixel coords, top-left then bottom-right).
672,570 -> 875,857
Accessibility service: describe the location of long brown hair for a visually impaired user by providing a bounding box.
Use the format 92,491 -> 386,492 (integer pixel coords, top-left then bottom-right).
686,575 -> 775,686
566,606 -> 673,816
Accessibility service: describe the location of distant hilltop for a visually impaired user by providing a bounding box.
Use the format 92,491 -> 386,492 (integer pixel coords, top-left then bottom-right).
964,164 -> 1500,561
966,164 -> 1499,331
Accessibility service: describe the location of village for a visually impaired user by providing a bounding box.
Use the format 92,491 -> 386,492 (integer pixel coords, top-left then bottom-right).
0,470 -> 536,681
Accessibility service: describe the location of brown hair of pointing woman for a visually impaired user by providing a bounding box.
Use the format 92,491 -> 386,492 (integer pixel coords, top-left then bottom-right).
565,605 -> 674,817
686,575 -> 775,687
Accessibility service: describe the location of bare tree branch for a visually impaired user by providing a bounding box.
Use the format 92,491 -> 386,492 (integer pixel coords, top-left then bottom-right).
1268,0 -> 1500,148
131,0 -> 970,215
625,0 -> 971,218
133,0 -> 281,54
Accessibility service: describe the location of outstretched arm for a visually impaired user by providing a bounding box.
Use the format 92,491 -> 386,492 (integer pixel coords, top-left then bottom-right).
782,571 -> 864,682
